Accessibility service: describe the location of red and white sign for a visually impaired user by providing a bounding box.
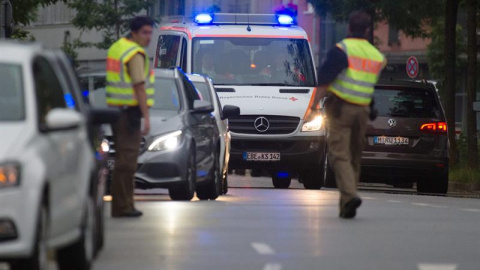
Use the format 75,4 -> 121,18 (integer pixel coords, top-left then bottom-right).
406,56 -> 419,78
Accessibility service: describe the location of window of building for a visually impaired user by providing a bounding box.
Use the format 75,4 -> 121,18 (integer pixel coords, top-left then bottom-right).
388,25 -> 400,46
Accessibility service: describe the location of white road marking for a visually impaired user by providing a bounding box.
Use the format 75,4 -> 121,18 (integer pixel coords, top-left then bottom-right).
263,263 -> 282,270
251,242 -> 276,255
417,263 -> 457,270
388,200 -> 403,203
412,203 -> 430,207
461,208 -> 480,212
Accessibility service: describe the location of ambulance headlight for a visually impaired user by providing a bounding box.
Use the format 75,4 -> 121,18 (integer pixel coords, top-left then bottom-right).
302,115 -> 324,132
148,131 -> 182,151
277,15 -> 294,25
195,14 -> 213,24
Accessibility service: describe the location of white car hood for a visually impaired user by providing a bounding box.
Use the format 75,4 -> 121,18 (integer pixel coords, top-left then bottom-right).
0,123 -> 31,161
216,86 -> 313,118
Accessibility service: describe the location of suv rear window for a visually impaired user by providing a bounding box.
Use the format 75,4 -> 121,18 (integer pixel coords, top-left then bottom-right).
374,88 -> 441,118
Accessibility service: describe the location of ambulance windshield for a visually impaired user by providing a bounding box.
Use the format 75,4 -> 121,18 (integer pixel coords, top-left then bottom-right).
192,38 -> 315,86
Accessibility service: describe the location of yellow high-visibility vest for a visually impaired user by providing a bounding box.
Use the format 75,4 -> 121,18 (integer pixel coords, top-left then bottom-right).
328,38 -> 385,106
105,37 -> 155,107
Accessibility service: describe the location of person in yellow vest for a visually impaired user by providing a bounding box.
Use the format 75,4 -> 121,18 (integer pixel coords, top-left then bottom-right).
307,11 -> 386,219
106,16 -> 155,218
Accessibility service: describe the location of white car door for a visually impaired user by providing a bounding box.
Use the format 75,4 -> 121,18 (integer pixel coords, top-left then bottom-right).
32,56 -> 85,238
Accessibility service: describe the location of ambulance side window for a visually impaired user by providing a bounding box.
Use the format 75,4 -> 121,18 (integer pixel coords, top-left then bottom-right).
180,37 -> 188,71
155,35 -> 181,69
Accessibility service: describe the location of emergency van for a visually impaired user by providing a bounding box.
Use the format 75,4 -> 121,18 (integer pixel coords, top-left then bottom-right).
154,13 -> 327,189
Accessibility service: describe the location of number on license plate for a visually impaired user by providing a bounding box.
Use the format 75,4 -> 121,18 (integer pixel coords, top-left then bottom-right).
243,152 -> 280,161
374,136 -> 409,145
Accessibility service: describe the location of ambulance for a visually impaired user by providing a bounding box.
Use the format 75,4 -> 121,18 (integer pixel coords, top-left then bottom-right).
154,13 -> 327,189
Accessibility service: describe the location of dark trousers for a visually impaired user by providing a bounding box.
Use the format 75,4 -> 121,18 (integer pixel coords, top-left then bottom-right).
327,99 -> 369,210
111,107 -> 142,216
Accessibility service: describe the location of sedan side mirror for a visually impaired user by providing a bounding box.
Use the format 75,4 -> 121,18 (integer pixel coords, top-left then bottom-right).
192,100 -> 214,113
44,108 -> 83,132
222,105 -> 240,120
88,107 -> 120,125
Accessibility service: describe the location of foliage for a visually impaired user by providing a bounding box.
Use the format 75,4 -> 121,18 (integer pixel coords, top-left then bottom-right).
67,0 -> 155,50
307,0 -> 443,38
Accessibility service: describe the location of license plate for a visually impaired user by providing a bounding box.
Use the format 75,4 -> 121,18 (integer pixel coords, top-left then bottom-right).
243,152 -> 280,161
374,136 -> 409,146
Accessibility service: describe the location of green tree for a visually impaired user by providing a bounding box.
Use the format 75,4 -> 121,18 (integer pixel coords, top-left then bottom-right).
67,0 -> 155,50
10,0 -> 64,39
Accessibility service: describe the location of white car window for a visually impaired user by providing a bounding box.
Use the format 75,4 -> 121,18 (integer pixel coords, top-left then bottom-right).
0,64 -> 25,121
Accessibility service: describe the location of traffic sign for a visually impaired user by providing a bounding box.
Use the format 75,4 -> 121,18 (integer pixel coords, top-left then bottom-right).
406,56 -> 419,78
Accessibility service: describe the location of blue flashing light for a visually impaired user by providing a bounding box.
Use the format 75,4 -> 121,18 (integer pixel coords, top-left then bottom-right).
277,15 -> 294,25
277,171 -> 290,178
82,90 -> 89,97
64,93 -> 76,109
195,14 -> 213,24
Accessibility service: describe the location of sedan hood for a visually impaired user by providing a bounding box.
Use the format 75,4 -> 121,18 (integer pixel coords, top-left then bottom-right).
148,109 -> 183,136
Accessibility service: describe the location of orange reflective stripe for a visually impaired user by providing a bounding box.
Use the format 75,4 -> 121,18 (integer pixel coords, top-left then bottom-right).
348,56 -> 383,74
106,57 -> 121,73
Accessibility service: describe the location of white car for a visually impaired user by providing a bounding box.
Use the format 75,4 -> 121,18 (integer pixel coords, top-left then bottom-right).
187,73 -> 240,194
0,41 -> 116,270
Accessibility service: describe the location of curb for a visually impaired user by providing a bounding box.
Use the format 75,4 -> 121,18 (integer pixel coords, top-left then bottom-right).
448,182 -> 480,193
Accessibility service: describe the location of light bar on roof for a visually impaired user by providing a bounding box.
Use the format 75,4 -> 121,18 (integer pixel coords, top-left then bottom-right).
277,15 -> 294,25
195,14 -> 213,24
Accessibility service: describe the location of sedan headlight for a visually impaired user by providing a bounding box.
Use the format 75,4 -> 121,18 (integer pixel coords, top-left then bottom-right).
0,163 -> 20,188
302,115 -> 324,132
148,131 -> 182,151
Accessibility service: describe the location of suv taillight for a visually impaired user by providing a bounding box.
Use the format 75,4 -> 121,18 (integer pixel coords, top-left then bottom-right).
420,122 -> 447,133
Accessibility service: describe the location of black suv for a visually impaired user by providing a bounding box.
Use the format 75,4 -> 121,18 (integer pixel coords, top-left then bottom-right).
360,80 -> 449,194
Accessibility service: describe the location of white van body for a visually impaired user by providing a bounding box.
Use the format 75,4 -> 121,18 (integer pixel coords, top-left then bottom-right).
154,14 -> 327,189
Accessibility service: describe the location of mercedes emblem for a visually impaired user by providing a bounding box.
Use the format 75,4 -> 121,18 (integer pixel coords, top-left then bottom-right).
254,116 -> 270,132
388,119 -> 397,127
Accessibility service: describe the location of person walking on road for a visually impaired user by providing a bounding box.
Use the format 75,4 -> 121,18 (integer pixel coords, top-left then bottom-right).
106,16 -> 156,218
308,11 -> 386,219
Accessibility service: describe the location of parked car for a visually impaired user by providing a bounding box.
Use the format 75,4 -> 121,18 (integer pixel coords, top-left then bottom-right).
0,41 -> 117,270
186,73 -> 240,194
87,68 -> 239,200
360,80 -> 449,193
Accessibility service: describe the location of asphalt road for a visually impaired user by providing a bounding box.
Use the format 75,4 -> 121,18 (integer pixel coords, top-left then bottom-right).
38,174 -> 480,270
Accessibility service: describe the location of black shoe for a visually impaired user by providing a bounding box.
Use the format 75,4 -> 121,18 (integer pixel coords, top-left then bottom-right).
113,209 -> 143,218
340,197 -> 362,219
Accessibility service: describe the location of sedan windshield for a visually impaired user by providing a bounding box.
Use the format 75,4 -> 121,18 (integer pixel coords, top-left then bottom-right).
0,64 -> 25,121
152,78 -> 181,111
192,38 -> 315,86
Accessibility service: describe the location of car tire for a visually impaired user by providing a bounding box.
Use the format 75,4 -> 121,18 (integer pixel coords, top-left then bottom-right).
169,150 -> 196,201
11,199 -> 49,270
272,174 -> 291,189
301,154 -> 326,190
196,151 -> 222,200
56,195 -> 95,270
417,167 -> 448,194
323,154 -> 337,188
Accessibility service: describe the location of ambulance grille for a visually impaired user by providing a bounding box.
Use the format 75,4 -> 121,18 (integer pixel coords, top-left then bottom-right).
228,115 -> 300,134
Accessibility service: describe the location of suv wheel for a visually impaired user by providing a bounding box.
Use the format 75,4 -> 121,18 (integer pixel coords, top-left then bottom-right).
57,195 -> 95,270
12,200 -> 48,270
417,167 -> 449,194
272,174 -> 291,189
169,150 -> 196,201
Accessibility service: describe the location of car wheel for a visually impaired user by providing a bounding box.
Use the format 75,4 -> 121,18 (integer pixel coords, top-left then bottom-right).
196,151 -> 222,200
272,174 -> 291,189
417,167 -> 448,194
323,154 -> 336,188
169,150 -> 196,201
57,195 -> 95,270
11,200 -> 49,270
